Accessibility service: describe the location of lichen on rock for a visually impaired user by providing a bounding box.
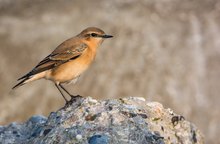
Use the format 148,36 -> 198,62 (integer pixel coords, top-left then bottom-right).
0,97 -> 204,144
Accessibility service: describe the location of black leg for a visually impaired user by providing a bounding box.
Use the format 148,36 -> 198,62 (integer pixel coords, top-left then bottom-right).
59,84 -> 82,99
59,84 -> 73,97
55,84 -> 68,102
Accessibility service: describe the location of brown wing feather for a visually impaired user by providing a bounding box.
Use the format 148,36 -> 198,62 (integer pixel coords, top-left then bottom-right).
18,42 -> 87,80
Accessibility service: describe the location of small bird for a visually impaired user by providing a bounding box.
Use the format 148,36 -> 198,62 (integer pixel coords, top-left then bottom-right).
12,27 -> 113,103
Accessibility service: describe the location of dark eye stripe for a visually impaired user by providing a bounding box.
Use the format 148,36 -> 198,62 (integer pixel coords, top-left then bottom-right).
91,33 -> 98,37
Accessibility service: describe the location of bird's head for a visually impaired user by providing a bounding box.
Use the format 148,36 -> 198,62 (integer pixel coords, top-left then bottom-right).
78,27 -> 113,45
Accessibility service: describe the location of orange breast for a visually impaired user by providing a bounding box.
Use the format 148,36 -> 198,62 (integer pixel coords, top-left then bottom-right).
49,48 -> 96,83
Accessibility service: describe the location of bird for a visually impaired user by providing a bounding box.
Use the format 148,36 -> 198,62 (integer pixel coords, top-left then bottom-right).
12,27 -> 113,103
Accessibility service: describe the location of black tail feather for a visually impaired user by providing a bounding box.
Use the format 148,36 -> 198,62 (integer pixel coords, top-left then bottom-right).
17,72 -> 31,81
12,77 -> 29,90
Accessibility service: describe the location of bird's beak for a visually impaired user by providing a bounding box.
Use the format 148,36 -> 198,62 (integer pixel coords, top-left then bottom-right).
101,34 -> 113,38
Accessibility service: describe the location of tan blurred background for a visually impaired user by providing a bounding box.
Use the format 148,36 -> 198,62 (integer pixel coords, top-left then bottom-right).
0,0 -> 220,143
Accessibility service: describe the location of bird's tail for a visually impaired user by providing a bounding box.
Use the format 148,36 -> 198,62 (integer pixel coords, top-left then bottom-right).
12,77 -> 30,90
12,72 -> 46,90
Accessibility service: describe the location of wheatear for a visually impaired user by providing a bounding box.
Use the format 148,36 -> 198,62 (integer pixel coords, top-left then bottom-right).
12,27 -> 113,103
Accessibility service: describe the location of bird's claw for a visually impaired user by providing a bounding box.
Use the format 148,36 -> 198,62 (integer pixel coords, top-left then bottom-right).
64,95 -> 82,105
70,95 -> 82,99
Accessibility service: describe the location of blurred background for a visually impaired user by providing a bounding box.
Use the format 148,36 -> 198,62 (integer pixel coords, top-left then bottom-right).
0,0 -> 219,143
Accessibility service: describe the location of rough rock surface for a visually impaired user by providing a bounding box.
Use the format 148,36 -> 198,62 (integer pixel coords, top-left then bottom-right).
0,97 -> 203,144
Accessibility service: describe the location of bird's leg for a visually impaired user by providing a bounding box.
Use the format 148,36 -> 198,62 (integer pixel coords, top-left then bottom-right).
59,84 -> 82,98
55,84 -> 68,103
59,84 -> 72,97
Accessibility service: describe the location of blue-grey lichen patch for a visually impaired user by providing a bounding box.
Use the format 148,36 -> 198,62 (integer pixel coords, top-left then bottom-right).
88,134 -> 109,144
0,115 -> 47,143
0,97 -> 204,144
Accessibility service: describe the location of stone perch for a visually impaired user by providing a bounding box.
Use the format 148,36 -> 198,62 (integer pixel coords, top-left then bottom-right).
0,97 -> 204,144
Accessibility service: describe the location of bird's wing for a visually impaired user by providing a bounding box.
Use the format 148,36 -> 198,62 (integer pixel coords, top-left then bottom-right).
18,43 -> 88,80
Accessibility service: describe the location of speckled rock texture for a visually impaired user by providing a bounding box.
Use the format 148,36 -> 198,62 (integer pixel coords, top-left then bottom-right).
0,97 -> 204,144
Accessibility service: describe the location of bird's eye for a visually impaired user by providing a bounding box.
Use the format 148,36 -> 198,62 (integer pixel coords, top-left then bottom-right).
91,33 -> 98,37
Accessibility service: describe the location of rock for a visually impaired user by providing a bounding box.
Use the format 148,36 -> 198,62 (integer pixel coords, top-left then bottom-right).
0,97 -> 204,144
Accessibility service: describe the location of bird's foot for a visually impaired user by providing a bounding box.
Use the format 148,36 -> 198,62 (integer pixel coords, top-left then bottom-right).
70,94 -> 83,99
65,95 -> 83,106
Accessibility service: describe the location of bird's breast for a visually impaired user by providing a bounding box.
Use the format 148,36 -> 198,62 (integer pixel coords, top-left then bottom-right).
49,49 -> 96,84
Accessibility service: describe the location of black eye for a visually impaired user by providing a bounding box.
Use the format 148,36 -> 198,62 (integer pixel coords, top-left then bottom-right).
91,33 -> 98,37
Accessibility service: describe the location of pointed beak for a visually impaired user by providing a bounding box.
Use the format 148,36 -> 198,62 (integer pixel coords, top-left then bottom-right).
101,34 -> 113,38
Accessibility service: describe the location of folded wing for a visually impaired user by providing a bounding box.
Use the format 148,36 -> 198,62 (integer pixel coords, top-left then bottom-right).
17,43 -> 88,81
